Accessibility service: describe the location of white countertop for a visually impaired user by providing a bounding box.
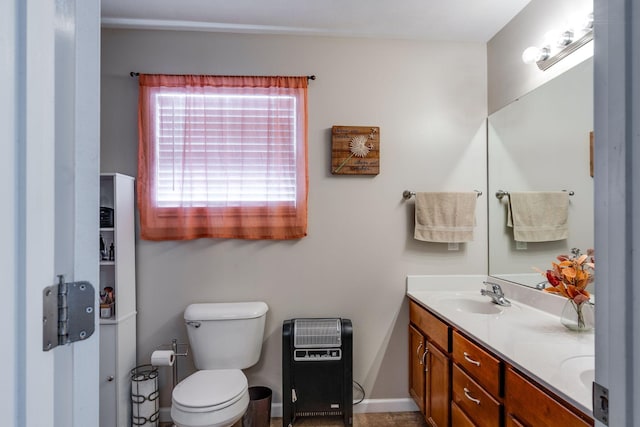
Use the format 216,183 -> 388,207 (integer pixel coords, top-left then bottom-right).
406,275 -> 594,416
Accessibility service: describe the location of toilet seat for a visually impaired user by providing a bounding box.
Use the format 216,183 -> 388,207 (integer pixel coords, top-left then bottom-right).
172,369 -> 248,412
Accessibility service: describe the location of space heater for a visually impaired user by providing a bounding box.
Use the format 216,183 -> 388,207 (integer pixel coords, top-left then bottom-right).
282,318 -> 353,427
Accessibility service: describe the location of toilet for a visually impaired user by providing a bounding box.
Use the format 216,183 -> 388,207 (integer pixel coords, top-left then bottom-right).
171,301 -> 269,427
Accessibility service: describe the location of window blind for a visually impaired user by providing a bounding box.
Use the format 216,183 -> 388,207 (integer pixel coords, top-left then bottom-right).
154,91 -> 298,207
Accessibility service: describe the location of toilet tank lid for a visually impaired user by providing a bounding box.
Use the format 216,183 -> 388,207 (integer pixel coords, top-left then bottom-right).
184,302 -> 268,321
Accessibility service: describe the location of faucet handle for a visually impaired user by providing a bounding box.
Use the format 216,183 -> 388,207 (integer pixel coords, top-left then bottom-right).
481,281 -> 510,306
482,281 -> 504,296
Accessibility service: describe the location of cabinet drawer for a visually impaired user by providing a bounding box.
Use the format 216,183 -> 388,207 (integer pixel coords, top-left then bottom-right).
453,330 -> 501,397
506,414 -> 526,427
452,364 -> 501,427
505,367 -> 593,427
451,401 -> 476,427
409,300 -> 449,351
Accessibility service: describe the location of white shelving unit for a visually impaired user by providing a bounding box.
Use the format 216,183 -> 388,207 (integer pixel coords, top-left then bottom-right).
99,173 -> 137,427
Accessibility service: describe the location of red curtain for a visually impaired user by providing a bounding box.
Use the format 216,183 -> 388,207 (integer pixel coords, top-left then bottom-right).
137,74 -> 308,240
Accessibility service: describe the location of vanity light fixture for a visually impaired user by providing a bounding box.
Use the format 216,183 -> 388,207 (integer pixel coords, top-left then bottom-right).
522,12 -> 593,71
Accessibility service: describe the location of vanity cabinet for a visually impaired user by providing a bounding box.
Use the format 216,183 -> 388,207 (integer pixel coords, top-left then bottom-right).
409,300 -> 451,427
99,173 -> 137,427
408,298 -> 594,427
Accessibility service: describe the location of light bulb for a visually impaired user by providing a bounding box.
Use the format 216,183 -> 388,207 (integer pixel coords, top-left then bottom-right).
558,29 -> 574,46
522,46 -> 551,65
522,46 -> 541,64
583,12 -> 594,30
569,11 -> 594,37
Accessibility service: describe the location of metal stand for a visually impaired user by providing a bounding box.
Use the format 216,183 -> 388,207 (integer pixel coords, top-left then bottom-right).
170,338 -> 189,388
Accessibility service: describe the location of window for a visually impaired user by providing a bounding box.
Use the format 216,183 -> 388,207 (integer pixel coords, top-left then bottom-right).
137,75 -> 308,240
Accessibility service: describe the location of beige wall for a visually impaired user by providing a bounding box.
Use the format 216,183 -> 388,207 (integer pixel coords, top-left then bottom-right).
487,0 -> 593,113
100,29 -> 487,409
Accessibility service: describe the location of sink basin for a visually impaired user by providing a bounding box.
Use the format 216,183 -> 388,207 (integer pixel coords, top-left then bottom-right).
559,355 -> 595,391
438,297 -> 506,315
580,368 -> 595,389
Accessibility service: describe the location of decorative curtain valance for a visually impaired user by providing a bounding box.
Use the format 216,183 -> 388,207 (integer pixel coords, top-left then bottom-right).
137,74 -> 308,240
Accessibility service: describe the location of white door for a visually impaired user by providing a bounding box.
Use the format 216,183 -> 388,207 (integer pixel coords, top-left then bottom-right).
1,0 -> 101,425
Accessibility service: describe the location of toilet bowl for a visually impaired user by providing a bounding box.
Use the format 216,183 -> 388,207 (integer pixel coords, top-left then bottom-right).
171,369 -> 250,427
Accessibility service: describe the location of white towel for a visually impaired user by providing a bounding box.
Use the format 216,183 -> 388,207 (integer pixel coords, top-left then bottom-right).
414,192 -> 477,243
507,191 -> 569,242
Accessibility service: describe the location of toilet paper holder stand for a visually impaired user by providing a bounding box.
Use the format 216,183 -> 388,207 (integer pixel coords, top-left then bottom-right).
153,339 -> 188,389
170,338 -> 189,388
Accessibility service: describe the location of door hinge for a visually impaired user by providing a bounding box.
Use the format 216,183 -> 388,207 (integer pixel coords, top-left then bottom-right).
43,275 -> 95,351
593,381 -> 609,425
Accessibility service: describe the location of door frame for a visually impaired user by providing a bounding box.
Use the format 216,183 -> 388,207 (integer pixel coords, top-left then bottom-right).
593,0 -> 640,425
53,0 -> 102,425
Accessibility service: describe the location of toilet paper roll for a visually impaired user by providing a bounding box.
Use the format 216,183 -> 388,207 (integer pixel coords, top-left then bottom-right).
151,350 -> 175,367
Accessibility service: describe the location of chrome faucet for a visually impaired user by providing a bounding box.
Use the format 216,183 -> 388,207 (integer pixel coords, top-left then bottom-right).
481,281 -> 511,306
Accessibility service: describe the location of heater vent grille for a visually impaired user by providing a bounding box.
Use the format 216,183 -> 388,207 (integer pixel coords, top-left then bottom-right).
296,411 -> 343,417
294,318 -> 341,348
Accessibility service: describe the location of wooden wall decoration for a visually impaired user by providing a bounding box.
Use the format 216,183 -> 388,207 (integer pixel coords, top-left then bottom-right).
331,126 -> 380,175
589,131 -> 594,177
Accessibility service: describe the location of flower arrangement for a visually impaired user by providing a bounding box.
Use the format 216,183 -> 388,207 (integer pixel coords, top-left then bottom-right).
538,248 -> 595,330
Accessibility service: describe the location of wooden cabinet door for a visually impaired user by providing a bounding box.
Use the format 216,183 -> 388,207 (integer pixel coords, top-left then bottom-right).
409,324 -> 426,413
99,324 -> 117,427
425,342 -> 450,427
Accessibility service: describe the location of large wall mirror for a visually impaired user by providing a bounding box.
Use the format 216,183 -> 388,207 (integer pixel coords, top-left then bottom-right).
488,58 -> 594,290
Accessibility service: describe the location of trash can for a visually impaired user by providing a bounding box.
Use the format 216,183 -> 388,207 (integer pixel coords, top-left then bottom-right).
242,386 -> 272,427
131,364 -> 160,426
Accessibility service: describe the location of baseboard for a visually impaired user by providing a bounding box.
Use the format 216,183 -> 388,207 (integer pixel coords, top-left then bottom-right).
160,398 -> 418,423
160,407 -> 172,423
351,398 -> 420,414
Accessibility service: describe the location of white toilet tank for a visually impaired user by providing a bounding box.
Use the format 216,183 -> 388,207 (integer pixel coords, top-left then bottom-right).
184,302 -> 268,370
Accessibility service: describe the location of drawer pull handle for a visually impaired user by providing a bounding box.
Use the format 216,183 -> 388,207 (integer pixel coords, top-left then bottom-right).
417,342 -> 423,359
463,387 -> 481,405
463,352 -> 481,367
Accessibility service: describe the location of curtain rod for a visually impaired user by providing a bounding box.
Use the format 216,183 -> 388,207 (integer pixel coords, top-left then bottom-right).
129,72 -> 316,81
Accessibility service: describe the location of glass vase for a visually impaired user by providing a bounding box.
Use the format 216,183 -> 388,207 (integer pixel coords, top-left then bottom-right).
560,299 -> 594,332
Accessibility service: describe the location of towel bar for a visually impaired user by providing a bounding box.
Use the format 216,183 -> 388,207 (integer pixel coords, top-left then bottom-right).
403,190 -> 482,200
495,190 -> 575,200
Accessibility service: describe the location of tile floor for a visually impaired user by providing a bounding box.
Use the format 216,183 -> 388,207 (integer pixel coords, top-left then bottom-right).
270,412 -> 428,426
161,412 -> 427,427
